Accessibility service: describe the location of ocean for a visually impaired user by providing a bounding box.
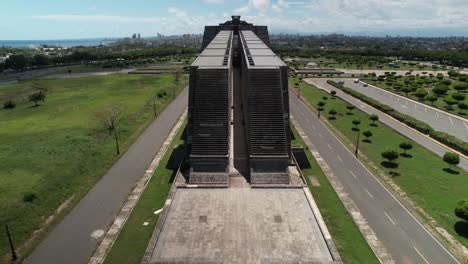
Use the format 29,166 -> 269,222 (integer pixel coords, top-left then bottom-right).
0,38 -> 118,48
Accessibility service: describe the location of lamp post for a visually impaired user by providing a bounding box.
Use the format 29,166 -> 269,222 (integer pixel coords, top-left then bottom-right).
355,130 -> 360,158
6,224 -> 17,261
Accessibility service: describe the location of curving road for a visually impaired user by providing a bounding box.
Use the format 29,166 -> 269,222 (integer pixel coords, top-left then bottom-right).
290,93 -> 460,264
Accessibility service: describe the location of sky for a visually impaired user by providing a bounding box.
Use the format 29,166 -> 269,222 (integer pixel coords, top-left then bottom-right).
1,0 -> 468,40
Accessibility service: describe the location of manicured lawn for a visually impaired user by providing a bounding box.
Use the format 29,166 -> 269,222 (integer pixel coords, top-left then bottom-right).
0,74 -> 184,260
291,127 -> 379,264
293,79 -> 468,248
104,121 -> 186,264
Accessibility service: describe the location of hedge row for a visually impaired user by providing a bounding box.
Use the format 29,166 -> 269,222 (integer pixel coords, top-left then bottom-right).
327,80 -> 468,155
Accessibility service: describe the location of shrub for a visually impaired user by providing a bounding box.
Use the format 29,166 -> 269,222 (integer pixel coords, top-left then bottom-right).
381,150 -> 399,162
443,152 -> 460,168
3,100 -> 16,109
369,114 -> 379,124
23,193 -> 38,203
455,200 -> 468,221
399,142 -> 413,153
28,91 -> 46,107
330,90 -> 337,97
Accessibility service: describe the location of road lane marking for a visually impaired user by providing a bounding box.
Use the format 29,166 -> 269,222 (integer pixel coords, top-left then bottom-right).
464,122 -> 468,130
413,247 -> 430,264
384,211 -> 396,225
363,187 -> 374,199
311,124 -> 316,130
305,117 -> 310,123
401,105 -> 407,109
405,100 -> 408,105
449,116 -> 453,125
424,107 -> 427,112
292,92 -> 460,263
436,111 -> 439,118
414,104 -> 417,109
327,144 -> 332,150
349,170 -> 357,179
337,156 -> 343,163
318,133 -> 323,138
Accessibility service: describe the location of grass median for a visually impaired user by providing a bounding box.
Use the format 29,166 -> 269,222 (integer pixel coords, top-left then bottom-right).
0,74 -> 184,260
293,79 -> 468,249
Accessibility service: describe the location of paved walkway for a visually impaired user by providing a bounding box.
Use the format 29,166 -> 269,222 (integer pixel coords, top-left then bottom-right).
25,88 -> 188,264
306,78 -> 468,171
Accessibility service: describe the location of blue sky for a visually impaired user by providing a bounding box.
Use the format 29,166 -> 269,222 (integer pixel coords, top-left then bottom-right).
1,0 -> 468,39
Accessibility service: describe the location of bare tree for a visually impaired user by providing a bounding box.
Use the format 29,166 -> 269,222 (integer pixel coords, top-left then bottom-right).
94,104 -> 126,155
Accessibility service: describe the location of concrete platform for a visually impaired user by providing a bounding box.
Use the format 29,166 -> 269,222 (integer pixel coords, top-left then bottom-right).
145,188 -> 339,263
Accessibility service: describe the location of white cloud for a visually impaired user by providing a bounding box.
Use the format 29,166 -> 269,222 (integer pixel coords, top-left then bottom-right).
168,7 -> 187,18
31,14 -> 165,23
203,0 -> 224,4
250,0 -> 271,10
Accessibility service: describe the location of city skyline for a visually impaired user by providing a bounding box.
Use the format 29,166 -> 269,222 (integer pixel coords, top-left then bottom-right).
1,0 -> 468,40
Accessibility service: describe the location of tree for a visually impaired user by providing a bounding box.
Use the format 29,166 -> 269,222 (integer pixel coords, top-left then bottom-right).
458,102 -> 467,113
34,54 -> 50,66
317,101 -> 326,118
444,97 -> 457,110
414,89 -> 427,101
3,100 -> 16,109
401,87 -> 412,96
452,82 -> 467,92
352,119 -> 361,130
330,90 -> 337,97
443,152 -> 459,170
381,150 -> 399,163
399,142 -> 413,154
328,109 -> 337,119
95,105 -> 126,155
425,94 -> 438,105
432,84 -> 449,96
346,105 -> 355,114
322,96 -> 328,101
362,130 -> 373,142
369,114 -> 379,125
455,199 -> 468,222
447,69 -> 460,77
5,54 -> 29,71
28,91 -> 46,107
451,92 -> 465,103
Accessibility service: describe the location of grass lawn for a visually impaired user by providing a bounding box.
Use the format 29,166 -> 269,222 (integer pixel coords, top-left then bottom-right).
292,79 -> 468,249
291,127 -> 379,264
104,120 -> 186,264
0,74 -> 184,260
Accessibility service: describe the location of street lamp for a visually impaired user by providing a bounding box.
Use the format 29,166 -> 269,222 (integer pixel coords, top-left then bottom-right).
355,130 -> 360,158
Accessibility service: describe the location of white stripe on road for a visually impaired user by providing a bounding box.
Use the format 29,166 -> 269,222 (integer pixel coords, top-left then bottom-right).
414,246 -> 430,264
363,187 -> 374,199
385,211 -> 397,225
464,122 -> 468,130
311,124 -> 316,130
327,144 -> 332,150
424,107 -> 427,113
436,111 -> 439,118
318,133 -> 323,138
349,170 -> 357,179
337,156 -> 343,163
449,116 -> 453,125
401,105 -> 408,109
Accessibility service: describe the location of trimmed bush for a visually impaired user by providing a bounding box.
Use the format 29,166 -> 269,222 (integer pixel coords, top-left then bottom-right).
3,100 -> 16,109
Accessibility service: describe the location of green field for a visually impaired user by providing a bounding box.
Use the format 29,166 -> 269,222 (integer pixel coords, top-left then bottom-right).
104,120 -> 186,264
291,127 -> 378,264
0,74 -> 184,260
292,79 -> 468,249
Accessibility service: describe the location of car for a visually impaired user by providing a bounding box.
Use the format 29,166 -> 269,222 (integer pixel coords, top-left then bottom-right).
354,79 -> 359,83
338,80 -> 345,85
363,83 -> 368,87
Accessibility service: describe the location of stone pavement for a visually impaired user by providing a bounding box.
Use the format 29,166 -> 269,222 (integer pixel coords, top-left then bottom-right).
146,187 -> 339,264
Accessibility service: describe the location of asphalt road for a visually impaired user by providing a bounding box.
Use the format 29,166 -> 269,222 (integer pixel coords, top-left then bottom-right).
332,78 -> 468,142
25,87 -> 188,264
290,94 -> 459,264
306,78 -> 468,171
